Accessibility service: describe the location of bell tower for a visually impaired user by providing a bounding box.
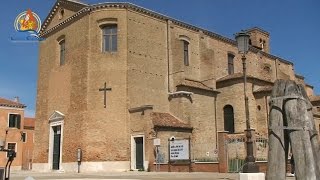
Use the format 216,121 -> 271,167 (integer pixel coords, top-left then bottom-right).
247,27 -> 270,53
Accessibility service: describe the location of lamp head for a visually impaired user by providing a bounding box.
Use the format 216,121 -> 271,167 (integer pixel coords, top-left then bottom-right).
235,31 -> 250,55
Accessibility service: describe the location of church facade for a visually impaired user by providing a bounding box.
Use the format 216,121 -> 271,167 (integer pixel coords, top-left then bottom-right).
33,0 -> 320,172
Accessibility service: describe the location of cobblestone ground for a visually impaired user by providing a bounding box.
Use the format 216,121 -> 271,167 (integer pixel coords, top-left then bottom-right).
10,171 -> 296,180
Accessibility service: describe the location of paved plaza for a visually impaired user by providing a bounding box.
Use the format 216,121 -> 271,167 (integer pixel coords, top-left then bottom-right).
9,171 -> 295,180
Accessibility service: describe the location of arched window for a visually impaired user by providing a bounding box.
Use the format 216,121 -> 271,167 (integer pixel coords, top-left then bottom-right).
59,39 -> 66,66
228,53 -> 234,75
224,105 -> 235,133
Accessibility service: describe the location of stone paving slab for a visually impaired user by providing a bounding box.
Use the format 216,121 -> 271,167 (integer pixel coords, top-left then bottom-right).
9,171 -> 295,180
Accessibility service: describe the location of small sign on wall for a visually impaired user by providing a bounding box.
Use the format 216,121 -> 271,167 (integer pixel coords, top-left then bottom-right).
153,138 -> 160,146
169,139 -> 189,160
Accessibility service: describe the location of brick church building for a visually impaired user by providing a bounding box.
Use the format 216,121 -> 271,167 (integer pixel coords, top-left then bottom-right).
33,0 -> 320,172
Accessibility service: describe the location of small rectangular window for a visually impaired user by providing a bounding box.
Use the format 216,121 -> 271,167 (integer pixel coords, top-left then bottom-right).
22,132 -> 27,143
7,143 -> 16,157
8,114 -> 21,129
183,41 -> 189,66
103,25 -> 117,52
228,54 -> 234,75
59,40 -> 66,65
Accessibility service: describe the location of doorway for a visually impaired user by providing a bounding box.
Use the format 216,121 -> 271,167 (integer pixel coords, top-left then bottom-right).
52,125 -> 61,170
134,137 -> 144,170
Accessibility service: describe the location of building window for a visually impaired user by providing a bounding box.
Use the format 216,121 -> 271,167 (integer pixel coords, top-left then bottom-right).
22,132 -> 27,143
59,40 -> 66,66
224,105 -> 235,134
228,53 -> 234,75
8,114 -> 21,129
102,25 -> 117,52
183,40 -> 189,66
7,143 -> 16,158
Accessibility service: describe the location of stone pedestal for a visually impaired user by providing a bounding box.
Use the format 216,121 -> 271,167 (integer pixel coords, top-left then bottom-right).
239,173 -> 265,180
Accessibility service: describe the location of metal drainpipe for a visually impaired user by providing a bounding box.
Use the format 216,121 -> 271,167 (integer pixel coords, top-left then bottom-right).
167,19 -> 171,93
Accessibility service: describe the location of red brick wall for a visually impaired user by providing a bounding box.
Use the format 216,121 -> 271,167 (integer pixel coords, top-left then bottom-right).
150,162 -> 219,172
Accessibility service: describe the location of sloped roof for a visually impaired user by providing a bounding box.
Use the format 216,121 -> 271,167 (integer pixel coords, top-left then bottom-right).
217,73 -> 273,84
310,96 -> 320,103
0,97 -> 26,108
151,112 -> 192,130
24,117 -> 35,129
177,78 -> 218,92
253,86 -> 273,93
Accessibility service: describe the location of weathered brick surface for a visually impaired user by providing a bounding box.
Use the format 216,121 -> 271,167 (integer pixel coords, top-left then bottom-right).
34,2 -> 318,172
0,106 -> 25,168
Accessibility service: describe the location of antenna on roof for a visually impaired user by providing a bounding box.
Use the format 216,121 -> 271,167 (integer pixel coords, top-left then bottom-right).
14,96 -> 19,103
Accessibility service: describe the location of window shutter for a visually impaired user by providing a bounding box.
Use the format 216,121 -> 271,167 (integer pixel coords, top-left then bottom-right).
9,114 -> 14,127
17,115 -> 21,129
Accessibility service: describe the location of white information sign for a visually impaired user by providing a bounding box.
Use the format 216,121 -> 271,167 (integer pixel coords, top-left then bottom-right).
153,138 -> 160,146
169,139 -> 189,160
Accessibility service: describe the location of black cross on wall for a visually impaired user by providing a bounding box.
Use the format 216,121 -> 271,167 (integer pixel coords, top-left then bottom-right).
99,82 -> 112,108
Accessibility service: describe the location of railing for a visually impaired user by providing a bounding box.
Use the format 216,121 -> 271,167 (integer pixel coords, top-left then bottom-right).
225,134 -> 246,172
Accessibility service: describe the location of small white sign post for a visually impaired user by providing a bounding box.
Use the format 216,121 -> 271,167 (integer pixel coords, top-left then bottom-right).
154,138 -> 161,172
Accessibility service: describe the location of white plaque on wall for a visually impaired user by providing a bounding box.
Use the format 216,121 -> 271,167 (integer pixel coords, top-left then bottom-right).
169,139 -> 189,160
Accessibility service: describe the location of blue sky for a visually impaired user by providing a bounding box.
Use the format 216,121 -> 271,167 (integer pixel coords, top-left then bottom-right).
0,0 -> 319,117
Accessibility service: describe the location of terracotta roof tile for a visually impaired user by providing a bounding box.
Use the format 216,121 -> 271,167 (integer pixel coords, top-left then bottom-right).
310,96 -> 320,102
177,78 -> 217,92
0,97 -> 26,108
24,117 -> 35,128
151,112 -> 192,129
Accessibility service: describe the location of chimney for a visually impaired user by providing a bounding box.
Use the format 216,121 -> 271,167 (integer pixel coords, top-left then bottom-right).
14,96 -> 20,103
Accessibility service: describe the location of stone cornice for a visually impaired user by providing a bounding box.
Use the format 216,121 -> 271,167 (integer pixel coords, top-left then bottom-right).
295,73 -> 305,80
247,27 -> 270,36
41,2 -> 294,66
40,0 -> 88,35
128,105 -> 153,113
40,7 -> 90,37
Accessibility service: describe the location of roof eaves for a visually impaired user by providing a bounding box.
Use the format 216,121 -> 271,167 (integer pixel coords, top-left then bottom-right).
41,1 -> 294,66
306,83 -> 314,89
0,104 -> 26,108
40,0 -> 89,35
154,125 -> 193,130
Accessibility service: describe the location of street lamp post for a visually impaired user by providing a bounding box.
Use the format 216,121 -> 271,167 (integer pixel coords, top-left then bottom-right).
0,139 -> 16,180
235,31 -> 259,173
